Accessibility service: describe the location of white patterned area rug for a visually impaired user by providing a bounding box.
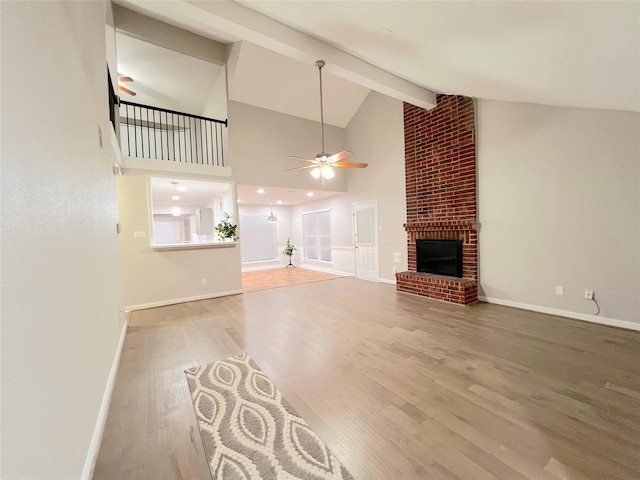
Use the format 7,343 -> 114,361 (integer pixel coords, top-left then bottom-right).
185,353 -> 354,480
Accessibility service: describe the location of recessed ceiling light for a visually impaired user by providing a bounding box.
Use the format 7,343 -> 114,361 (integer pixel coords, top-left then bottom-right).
237,199 -> 241,203
306,192 -> 314,197
276,200 -> 283,204
177,186 -> 187,192
172,195 -> 180,200
257,188 -> 265,194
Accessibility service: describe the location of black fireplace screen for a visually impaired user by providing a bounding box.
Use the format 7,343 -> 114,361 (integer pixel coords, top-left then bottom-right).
416,239 -> 463,277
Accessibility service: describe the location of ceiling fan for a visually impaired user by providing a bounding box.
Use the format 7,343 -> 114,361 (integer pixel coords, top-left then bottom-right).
285,60 -> 367,187
118,75 -> 136,96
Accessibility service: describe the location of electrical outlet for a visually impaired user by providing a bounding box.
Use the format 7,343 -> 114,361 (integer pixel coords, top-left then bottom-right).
584,289 -> 594,300
555,286 -> 564,296
202,278 -> 207,285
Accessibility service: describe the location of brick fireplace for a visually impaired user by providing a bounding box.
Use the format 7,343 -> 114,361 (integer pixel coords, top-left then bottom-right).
396,95 -> 478,305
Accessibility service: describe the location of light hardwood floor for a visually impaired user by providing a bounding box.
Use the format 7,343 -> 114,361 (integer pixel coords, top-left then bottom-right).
93,278 -> 640,480
242,267 -> 342,292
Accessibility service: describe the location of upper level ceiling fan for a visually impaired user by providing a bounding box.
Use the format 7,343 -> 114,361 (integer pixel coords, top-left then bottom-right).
285,60 -> 367,187
118,75 -> 136,96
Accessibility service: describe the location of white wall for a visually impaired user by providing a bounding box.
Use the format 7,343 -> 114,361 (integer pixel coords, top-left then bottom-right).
477,100 -> 640,325
202,67 -> 230,164
1,1 -> 125,478
203,67 -> 228,120
118,173 -> 242,309
227,100 -> 347,191
345,92 -> 407,282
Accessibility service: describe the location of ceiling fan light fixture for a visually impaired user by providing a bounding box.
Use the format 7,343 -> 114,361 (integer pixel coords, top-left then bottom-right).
310,165 -> 335,180
322,166 -> 335,179
284,59 -> 366,186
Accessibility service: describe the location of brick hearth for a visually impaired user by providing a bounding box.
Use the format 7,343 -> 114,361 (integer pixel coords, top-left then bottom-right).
397,95 -> 478,305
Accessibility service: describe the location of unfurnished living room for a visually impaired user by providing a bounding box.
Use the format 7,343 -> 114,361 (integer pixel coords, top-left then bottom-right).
1,1 -> 639,479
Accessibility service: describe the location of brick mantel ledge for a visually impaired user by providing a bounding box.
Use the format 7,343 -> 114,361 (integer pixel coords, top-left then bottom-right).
404,220 -> 477,232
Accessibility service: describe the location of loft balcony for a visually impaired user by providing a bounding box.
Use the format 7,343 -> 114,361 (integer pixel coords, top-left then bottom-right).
118,100 -> 230,177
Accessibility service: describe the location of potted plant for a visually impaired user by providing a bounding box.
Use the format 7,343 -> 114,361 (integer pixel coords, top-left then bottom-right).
283,238 -> 296,268
215,213 -> 239,241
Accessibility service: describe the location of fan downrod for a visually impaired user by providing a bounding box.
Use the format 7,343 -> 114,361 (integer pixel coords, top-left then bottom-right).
283,59 -> 366,187
316,59 -> 326,155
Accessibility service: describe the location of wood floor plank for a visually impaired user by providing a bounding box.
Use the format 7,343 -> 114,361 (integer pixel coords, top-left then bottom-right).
93,278 -> 640,479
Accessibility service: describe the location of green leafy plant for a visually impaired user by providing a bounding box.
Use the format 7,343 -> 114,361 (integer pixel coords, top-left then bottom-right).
215,213 -> 239,241
283,238 -> 296,256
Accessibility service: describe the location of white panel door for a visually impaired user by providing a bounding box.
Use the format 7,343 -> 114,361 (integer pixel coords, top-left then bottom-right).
353,200 -> 379,281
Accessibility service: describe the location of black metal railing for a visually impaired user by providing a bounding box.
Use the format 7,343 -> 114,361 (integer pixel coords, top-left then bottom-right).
119,100 -> 227,167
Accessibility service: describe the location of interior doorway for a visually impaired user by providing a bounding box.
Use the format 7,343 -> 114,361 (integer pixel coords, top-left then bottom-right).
353,200 -> 379,281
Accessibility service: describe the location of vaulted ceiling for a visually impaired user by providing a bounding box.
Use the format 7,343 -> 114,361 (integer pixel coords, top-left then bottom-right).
116,0 -> 639,123
116,32 -> 224,116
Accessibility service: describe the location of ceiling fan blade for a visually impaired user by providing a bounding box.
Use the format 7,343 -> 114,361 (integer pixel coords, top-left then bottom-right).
118,85 -> 136,96
327,150 -> 353,163
118,76 -> 133,82
286,155 -> 316,163
333,161 -> 368,169
284,165 -> 317,173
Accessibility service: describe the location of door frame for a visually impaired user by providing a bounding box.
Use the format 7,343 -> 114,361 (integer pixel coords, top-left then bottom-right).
352,200 -> 380,281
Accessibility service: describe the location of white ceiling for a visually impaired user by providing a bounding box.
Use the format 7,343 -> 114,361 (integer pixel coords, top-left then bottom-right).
116,0 -> 639,116
228,42 -> 370,127
150,178 -> 339,207
115,30 -> 370,127
151,177 -> 230,206
236,184 -> 341,206
241,0 -> 640,113
116,32 -> 222,115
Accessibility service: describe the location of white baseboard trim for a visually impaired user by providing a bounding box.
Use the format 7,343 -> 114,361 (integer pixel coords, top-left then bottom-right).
300,263 -> 352,277
379,278 -> 397,285
242,264 -> 285,272
478,296 -> 640,331
81,318 -> 128,479
125,289 -> 243,312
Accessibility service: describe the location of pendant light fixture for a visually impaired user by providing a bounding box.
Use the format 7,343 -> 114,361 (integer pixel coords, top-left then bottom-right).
267,200 -> 278,223
171,182 -> 181,216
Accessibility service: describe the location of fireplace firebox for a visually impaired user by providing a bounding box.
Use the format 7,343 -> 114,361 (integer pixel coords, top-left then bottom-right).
416,239 -> 463,278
